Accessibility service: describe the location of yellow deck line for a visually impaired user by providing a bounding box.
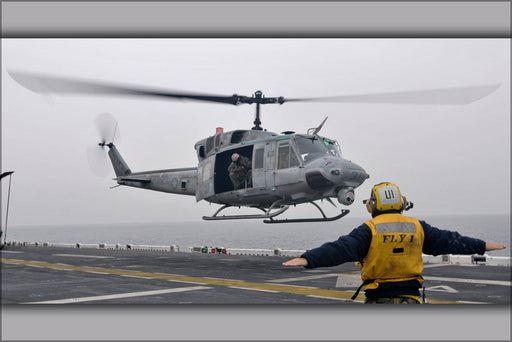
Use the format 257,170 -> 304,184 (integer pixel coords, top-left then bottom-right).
1,258 -> 458,304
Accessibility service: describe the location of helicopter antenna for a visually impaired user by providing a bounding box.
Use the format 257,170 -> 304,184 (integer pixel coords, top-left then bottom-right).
308,117 -> 328,135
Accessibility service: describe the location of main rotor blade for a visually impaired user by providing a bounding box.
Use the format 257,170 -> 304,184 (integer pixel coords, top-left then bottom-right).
9,70 -> 499,106
0,171 -> 14,180
285,84 -> 500,105
8,71 -> 241,105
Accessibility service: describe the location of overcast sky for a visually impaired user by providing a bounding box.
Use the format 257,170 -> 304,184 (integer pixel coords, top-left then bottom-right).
1,39 -> 510,226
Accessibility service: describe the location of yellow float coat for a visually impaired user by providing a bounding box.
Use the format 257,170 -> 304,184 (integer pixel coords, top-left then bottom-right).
360,213 -> 425,290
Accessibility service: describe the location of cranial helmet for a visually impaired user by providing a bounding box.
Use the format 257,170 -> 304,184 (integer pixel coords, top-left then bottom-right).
370,182 -> 404,211
231,153 -> 240,162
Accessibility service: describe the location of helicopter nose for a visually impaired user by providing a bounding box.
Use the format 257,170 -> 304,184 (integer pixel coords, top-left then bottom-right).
340,160 -> 369,186
305,158 -> 369,192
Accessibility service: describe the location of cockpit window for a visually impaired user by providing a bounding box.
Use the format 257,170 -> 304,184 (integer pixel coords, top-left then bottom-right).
323,138 -> 341,157
294,136 -> 341,163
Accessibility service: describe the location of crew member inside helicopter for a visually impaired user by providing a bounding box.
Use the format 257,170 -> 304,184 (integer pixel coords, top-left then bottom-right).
228,153 -> 252,189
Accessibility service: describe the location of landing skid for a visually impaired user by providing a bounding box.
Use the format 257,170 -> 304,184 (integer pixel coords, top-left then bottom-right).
264,209 -> 350,224
202,200 -> 350,224
202,203 -> 290,221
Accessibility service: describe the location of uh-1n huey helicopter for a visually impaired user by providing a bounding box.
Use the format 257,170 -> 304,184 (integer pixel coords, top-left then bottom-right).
8,71 -> 500,223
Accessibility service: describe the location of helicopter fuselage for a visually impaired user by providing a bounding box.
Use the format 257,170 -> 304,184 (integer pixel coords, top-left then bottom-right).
110,129 -> 369,213
193,129 -> 369,208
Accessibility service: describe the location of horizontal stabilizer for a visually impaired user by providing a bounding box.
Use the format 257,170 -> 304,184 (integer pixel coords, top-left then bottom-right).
116,176 -> 151,183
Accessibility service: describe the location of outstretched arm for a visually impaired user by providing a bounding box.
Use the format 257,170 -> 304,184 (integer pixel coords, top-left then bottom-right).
486,243 -> 506,251
422,220 -> 506,256
282,224 -> 372,268
282,258 -> 309,267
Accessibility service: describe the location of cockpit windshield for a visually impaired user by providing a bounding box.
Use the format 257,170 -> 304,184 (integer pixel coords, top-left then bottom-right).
294,136 -> 341,164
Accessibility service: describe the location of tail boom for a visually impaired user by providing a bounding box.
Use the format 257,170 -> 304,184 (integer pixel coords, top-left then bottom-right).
115,168 -> 197,196
105,143 -> 197,196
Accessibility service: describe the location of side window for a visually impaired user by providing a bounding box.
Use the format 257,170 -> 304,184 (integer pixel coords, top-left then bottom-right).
254,148 -> 264,169
278,142 -> 300,169
198,146 -> 205,159
278,144 -> 291,169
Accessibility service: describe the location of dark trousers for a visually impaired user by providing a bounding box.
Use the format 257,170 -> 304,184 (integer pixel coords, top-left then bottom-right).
364,296 -> 421,304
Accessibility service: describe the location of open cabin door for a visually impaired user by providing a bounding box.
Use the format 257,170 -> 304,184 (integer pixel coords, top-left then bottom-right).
213,145 -> 254,194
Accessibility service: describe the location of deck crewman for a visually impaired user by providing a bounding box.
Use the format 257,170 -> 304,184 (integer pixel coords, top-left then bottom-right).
228,153 -> 252,189
283,182 -> 506,304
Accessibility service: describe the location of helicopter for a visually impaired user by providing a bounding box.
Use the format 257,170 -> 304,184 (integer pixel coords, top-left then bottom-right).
8,71 -> 500,223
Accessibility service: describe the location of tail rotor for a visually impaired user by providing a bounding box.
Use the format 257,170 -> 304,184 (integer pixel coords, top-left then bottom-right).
95,112 -> 120,146
87,113 -> 120,176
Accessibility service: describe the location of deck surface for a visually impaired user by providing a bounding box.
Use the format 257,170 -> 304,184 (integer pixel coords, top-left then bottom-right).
1,245 -> 510,304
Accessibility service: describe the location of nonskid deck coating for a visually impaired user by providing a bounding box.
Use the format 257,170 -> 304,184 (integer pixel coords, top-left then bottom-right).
1,246 -> 510,304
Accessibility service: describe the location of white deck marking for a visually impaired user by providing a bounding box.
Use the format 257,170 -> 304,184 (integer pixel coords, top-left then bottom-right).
456,300 -> 489,304
423,264 -> 453,268
53,254 -> 112,259
424,276 -> 511,286
24,286 -> 212,304
229,286 -> 279,293
0,251 -> 24,253
86,271 -> 112,275
120,275 -> 154,280
265,283 -> 319,289
335,274 -> 362,287
267,273 -> 339,283
307,295 -> 356,302
168,280 -> 209,285
426,285 -> 459,293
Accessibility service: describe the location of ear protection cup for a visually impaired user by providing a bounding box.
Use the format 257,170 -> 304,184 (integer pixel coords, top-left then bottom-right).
400,196 -> 408,211
366,199 -> 375,214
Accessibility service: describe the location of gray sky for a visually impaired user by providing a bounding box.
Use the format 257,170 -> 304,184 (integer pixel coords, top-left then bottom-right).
1,39 -> 510,226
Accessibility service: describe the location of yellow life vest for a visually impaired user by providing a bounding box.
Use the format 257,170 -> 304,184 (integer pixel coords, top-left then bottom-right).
359,213 -> 425,291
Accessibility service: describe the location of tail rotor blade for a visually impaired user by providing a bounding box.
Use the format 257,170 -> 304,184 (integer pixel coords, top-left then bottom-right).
87,113 -> 120,177
95,112 -> 120,143
86,145 -> 111,177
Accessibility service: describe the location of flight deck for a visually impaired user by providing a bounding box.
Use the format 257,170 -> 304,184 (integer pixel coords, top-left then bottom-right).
1,243 -> 510,305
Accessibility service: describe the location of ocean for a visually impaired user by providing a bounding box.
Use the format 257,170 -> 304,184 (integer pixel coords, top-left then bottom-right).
4,214 -> 510,257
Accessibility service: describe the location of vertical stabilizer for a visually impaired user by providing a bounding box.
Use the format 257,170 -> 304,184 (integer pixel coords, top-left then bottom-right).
107,143 -> 131,177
